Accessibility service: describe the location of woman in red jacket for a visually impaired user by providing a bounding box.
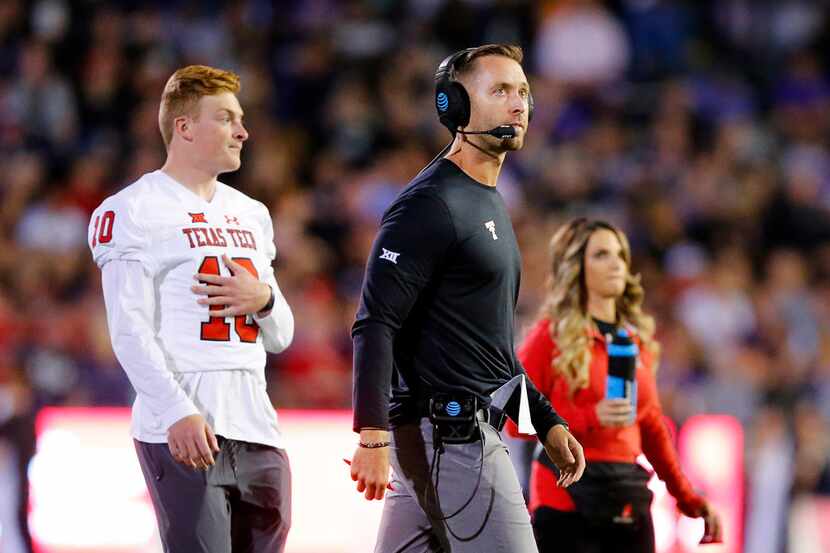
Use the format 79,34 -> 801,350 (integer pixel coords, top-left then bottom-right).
508,218 -> 722,552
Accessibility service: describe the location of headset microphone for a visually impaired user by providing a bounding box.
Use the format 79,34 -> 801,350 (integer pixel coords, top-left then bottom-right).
457,125 -> 516,139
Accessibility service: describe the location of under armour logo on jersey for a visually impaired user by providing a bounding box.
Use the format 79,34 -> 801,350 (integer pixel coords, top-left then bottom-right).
189,212 -> 207,223
379,248 -> 400,264
225,215 -> 239,225
485,220 -> 498,240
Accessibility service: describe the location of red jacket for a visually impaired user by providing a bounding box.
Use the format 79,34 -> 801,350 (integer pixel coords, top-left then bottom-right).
506,318 -> 705,517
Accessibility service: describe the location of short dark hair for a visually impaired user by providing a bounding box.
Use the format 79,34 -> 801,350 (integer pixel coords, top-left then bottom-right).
453,44 -> 524,80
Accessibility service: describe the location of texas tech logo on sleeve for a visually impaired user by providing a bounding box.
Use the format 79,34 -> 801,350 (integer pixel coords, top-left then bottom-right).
484,220 -> 498,240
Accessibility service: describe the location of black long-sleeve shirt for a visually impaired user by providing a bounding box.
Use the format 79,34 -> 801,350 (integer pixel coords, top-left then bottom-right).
352,159 -> 567,438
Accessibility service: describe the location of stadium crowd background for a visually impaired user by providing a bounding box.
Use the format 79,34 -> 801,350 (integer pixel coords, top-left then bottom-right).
0,0 -> 829,551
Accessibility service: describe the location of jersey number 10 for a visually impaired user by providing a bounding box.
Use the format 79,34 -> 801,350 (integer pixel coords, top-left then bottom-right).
91,211 -> 115,247
198,256 -> 260,343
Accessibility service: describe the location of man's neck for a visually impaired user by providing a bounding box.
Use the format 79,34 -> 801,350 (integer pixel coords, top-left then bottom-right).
161,155 -> 218,202
444,134 -> 505,187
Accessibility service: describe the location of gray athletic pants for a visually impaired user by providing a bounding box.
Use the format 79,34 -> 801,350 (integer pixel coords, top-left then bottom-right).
375,417 -> 539,553
135,437 -> 291,553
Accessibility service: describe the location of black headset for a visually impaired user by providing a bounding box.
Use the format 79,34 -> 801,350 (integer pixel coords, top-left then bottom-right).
434,47 -> 535,136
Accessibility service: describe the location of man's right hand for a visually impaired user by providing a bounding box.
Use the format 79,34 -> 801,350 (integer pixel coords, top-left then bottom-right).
167,414 -> 221,470
595,398 -> 634,427
349,429 -> 391,501
543,424 -> 586,487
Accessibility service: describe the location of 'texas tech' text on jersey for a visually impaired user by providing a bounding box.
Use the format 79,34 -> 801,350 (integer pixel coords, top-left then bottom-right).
89,170 -> 277,374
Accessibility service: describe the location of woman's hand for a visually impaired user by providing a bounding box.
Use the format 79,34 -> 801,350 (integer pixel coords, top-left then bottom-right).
595,398 -> 634,427
699,501 -> 723,544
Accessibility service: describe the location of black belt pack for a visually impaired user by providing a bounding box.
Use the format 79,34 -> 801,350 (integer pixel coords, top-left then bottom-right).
428,392 -> 479,444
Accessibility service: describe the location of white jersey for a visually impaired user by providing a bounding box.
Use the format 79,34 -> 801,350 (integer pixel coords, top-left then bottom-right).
89,170 -> 293,447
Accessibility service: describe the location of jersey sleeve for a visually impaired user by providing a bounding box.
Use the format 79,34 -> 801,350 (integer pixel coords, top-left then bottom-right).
101,259 -> 199,430
251,202 -> 294,353
351,192 -> 456,431
637,346 -> 706,517
88,193 -> 157,274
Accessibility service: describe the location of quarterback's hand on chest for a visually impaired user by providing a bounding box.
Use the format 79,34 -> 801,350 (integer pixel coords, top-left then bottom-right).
192,254 -> 271,317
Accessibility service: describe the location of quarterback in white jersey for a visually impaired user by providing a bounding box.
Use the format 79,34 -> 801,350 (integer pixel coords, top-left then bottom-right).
89,170 -> 293,446
90,65 -> 294,553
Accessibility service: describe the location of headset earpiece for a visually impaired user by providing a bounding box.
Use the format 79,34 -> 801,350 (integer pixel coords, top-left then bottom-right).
435,80 -> 470,131
434,49 -> 475,135
528,92 -> 534,122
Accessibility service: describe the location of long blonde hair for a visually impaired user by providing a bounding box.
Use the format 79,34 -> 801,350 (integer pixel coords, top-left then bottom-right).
543,218 -> 660,393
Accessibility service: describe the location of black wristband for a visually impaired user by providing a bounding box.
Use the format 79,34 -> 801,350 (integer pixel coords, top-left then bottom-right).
259,285 -> 275,313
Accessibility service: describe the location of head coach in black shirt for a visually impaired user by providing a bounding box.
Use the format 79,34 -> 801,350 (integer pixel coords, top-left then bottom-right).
349,44 -> 586,553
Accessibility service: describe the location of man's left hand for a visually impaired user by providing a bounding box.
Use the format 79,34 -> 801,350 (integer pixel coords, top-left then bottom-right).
192,254 -> 271,316
543,424 -> 586,488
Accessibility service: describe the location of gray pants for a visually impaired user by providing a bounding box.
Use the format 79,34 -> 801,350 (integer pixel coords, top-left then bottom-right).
135,438 -> 291,553
375,418 -> 538,553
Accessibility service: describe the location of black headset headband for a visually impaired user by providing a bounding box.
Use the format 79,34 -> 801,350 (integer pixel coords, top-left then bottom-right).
435,48 -> 476,86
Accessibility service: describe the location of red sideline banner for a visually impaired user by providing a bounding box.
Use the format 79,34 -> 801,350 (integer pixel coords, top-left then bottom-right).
27,409 -> 745,553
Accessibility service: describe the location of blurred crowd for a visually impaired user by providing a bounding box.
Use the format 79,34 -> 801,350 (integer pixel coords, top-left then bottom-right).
0,0 -> 829,551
